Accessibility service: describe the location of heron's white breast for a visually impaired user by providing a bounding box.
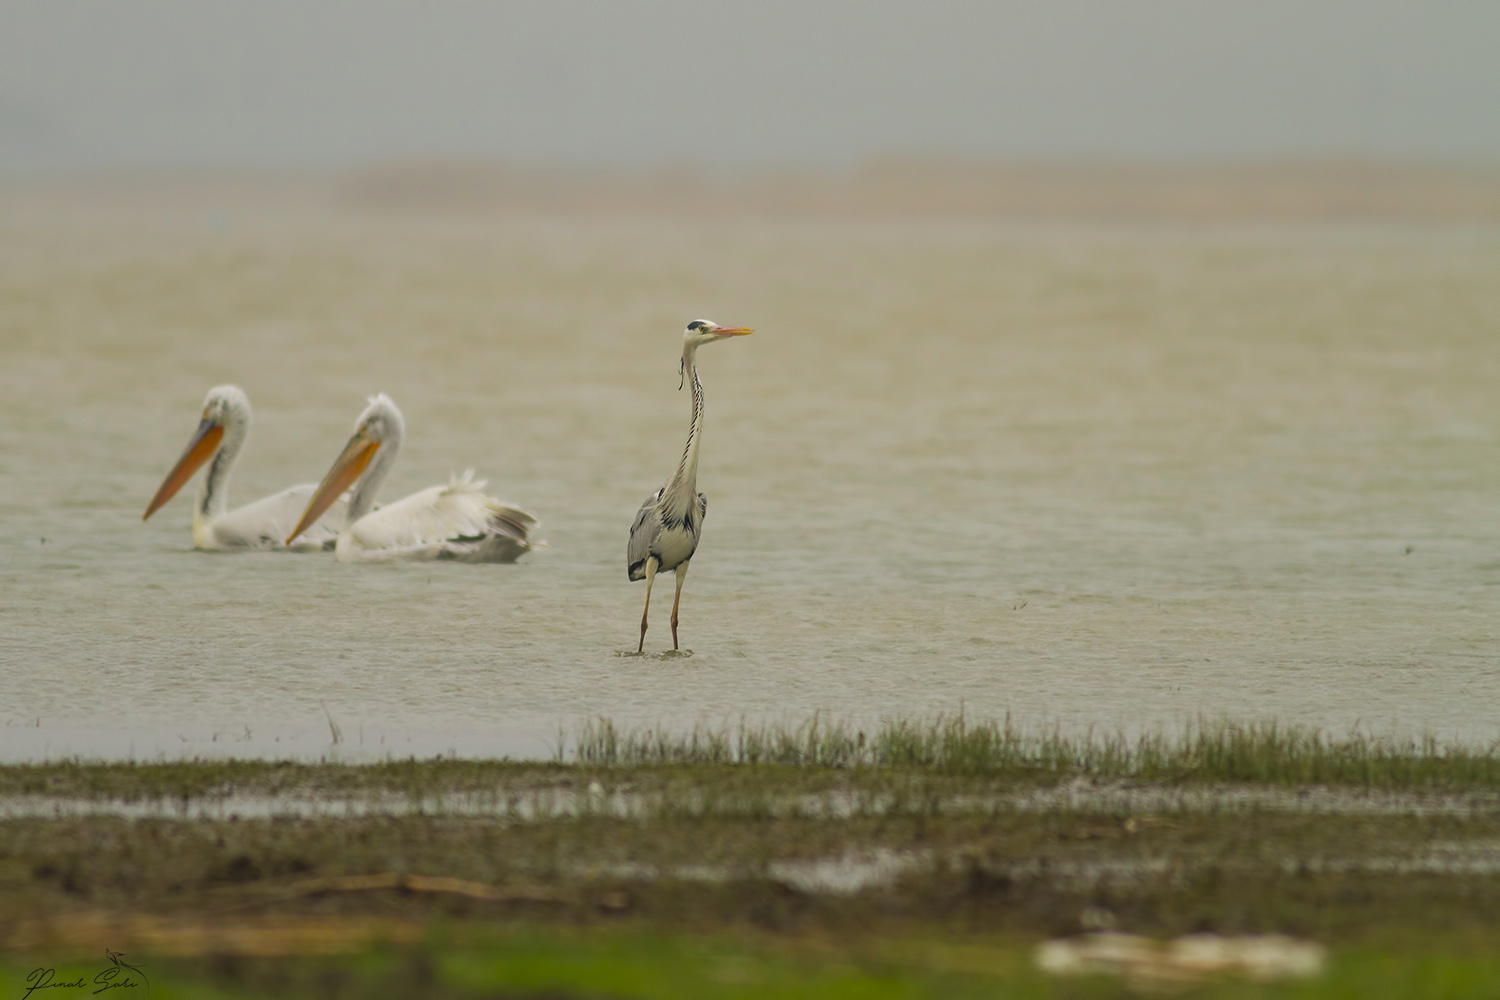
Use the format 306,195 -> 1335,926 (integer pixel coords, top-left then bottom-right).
652,524 -> 699,571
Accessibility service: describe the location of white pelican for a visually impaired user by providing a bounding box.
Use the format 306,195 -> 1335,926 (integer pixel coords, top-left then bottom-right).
627,319 -> 753,651
142,384 -> 349,550
286,393 -> 538,562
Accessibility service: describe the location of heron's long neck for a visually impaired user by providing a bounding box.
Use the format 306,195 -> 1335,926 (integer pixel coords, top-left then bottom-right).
195,421 -> 247,521
350,432 -> 401,522
663,346 -> 705,515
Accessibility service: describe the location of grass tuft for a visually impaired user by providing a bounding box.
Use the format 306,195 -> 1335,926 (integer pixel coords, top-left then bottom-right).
573,713 -> 1500,787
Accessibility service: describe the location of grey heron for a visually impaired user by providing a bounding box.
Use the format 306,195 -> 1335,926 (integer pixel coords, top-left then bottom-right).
627,319 -> 754,652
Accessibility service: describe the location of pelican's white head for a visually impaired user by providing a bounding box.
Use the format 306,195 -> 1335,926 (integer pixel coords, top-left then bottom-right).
286,393 -> 405,545
143,384 -> 253,521
202,384 -> 252,429
353,392 -> 406,447
683,319 -> 754,350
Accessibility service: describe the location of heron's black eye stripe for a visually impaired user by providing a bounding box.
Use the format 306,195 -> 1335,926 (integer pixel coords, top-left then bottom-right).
687,321 -> 705,331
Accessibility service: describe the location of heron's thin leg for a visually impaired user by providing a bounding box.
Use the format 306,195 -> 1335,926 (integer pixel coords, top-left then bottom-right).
638,557 -> 659,653
670,560 -> 690,651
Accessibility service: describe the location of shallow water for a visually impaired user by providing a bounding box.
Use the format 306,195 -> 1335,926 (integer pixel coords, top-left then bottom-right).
2,200 -> 1498,760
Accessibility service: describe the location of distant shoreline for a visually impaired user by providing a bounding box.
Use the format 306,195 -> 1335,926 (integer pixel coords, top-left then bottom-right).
6,159 -> 1500,223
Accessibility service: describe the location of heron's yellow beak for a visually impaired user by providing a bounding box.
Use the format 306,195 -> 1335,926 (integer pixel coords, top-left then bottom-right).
286,430 -> 378,546
143,415 -> 224,520
717,326 -> 754,337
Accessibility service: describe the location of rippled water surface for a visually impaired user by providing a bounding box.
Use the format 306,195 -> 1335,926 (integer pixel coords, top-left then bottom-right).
3,199 -> 1498,759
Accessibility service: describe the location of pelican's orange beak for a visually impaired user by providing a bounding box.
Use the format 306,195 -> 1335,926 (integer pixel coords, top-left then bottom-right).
286,430 -> 378,546
143,415 -> 224,520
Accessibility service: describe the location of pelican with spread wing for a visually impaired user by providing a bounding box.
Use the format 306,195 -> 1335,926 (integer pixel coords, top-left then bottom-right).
627,319 -> 753,651
285,393 -> 538,562
142,384 -> 348,550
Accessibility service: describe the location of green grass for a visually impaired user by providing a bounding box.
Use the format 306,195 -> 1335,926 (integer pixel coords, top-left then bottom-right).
9,927 -> 1500,999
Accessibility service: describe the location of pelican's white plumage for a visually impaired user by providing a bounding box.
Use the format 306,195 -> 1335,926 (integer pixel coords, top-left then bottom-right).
143,385 -> 349,551
337,469 -> 536,562
287,394 -> 538,563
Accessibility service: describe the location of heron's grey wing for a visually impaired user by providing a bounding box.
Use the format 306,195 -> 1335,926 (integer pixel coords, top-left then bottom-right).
627,488 -> 663,581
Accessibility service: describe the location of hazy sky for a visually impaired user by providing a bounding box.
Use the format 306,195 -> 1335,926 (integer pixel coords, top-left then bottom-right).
2,1 -> 1498,174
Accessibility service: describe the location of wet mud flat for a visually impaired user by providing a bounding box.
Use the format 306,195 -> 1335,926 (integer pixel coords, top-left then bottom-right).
6,732 -> 1500,997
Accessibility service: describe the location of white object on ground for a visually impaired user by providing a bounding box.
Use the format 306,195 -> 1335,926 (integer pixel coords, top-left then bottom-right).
1036,932 -> 1326,984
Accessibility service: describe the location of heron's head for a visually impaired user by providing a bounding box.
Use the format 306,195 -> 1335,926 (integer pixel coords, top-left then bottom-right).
683,319 -> 754,349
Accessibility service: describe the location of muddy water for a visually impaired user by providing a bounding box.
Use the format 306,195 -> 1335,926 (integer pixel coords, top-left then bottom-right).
2,199 -> 1498,760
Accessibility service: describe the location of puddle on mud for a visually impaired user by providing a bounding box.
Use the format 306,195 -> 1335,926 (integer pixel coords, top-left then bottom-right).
571,848 -> 926,895
6,777 -> 1499,822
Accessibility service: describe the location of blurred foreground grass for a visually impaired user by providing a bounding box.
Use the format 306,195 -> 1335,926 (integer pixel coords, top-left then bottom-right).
6,927 -> 1500,999
7,716 -> 1500,998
